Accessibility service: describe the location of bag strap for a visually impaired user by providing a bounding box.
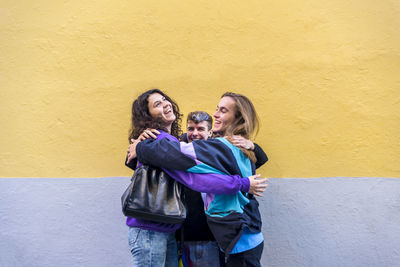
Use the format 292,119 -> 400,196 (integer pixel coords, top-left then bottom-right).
177,187 -> 186,263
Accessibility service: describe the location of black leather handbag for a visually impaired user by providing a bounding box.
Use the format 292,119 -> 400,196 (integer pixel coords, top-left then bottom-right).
121,165 -> 186,224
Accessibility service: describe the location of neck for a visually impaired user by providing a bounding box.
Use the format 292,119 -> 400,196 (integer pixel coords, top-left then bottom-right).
165,123 -> 172,134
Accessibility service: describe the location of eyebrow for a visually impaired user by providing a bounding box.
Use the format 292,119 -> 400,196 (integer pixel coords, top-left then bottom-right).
220,106 -> 229,112
153,96 -> 165,107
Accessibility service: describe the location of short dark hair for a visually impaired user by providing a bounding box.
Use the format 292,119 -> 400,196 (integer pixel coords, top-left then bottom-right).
186,111 -> 213,130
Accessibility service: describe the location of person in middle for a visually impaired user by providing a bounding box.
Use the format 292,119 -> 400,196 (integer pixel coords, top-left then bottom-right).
178,111 -> 220,266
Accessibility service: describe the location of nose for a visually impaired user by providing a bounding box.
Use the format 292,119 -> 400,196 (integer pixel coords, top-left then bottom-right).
193,129 -> 198,136
163,100 -> 170,108
213,110 -> 219,118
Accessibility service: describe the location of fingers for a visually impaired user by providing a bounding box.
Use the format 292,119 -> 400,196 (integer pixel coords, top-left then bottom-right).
251,184 -> 266,197
230,135 -> 254,150
126,154 -> 132,164
231,136 -> 243,144
145,128 -> 159,139
131,138 -> 141,143
140,132 -> 150,139
232,140 -> 243,147
127,153 -> 135,164
127,139 -> 140,163
252,188 -> 266,197
126,149 -> 132,163
225,135 -> 248,149
249,175 -> 268,197
138,129 -> 159,140
147,131 -> 157,139
126,146 -> 137,163
150,129 -> 161,135
231,135 -> 244,140
231,136 -> 246,145
255,177 -> 268,184
255,181 -> 268,192
253,192 -> 263,197
231,137 -> 252,150
254,182 -> 268,191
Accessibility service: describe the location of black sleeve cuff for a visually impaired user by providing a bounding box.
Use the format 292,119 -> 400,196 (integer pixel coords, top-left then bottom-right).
254,143 -> 268,169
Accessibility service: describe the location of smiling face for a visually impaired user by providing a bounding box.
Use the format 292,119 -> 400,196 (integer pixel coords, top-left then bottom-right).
147,93 -> 176,130
187,120 -> 212,142
213,96 -> 236,135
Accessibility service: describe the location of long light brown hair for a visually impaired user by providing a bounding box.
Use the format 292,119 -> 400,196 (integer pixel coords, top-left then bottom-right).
221,92 -> 259,162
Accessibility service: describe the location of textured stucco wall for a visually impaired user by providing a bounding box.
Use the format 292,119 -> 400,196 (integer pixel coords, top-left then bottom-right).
1,1 -> 400,267
1,0 -> 399,178
1,178 -> 399,267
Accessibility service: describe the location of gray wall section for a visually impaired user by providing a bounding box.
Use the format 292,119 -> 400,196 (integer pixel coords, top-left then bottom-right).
0,177 -> 399,267
260,178 -> 400,267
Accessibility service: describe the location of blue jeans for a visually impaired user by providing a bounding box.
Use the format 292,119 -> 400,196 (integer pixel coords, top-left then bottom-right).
128,227 -> 178,267
180,241 -> 221,267
226,241 -> 264,267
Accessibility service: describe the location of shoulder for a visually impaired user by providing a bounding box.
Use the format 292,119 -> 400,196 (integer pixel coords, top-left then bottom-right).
192,137 -> 233,154
179,133 -> 188,143
156,130 -> 179,143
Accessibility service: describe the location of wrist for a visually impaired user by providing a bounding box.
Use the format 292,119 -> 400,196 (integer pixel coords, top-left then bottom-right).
242,177 -> 250,192
250,142 -> 255,151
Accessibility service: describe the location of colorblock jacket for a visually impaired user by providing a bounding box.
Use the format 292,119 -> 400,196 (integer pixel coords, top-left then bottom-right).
136,132 -> 268,256
177,133 -> 268,242
125,131 -> 253,234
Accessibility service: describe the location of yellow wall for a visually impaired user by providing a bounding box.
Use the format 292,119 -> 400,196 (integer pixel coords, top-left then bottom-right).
1,0 -> 399,178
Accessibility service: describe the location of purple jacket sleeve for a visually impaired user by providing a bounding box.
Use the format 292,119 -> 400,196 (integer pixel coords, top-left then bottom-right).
163,168 -> 250,194
135,130 -> 251,194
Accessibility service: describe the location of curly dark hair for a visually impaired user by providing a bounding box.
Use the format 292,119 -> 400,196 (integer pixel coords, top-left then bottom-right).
128,89 -> 182,141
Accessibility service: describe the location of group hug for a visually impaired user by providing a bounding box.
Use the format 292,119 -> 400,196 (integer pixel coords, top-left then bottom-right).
124,89 -> 269,267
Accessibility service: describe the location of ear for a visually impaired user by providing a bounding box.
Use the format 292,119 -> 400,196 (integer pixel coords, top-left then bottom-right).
208,130 -> 213,137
